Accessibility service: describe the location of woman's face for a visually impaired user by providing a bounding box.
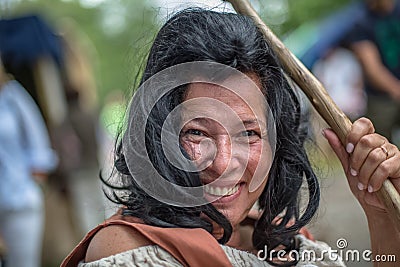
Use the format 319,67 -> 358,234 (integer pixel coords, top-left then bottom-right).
180,73 -> 273,227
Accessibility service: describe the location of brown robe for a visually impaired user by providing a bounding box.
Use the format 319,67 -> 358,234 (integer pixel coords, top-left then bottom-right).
60,212 -> 232,267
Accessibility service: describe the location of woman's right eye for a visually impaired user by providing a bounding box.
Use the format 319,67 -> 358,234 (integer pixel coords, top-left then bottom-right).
186,129 -> 204,136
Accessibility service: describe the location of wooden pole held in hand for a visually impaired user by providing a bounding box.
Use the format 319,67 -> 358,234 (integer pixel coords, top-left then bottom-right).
226,0 -> 400,231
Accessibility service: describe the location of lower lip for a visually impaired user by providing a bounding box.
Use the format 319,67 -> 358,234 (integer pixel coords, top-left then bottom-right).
204,183 -> 244,204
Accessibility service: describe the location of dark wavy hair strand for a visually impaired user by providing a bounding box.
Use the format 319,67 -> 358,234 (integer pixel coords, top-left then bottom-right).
102,9 -> 320,265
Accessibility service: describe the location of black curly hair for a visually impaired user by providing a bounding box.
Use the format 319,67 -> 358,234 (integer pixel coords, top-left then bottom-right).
103,8 -> 320,266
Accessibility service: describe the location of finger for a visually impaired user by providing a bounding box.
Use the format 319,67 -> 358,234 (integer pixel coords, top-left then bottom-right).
323,128 -> 364,195
357,147 -> 385,188
368,145 -> 400,193
346,117 -> 375,155
352,135 -> 387,187
323,128 -> 349,171
346,118 -> 376,179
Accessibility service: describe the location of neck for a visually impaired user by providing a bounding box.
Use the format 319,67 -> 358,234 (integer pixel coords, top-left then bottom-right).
226,225 -> 241,248
226,223 -> 256,253
205,213 -> 258,254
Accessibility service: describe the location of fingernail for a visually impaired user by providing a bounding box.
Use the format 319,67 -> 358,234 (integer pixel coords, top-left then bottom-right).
368,185 -> 374,193
357,182 -> 365,191
346,143 -> 354,153
350,168 -> 357,176
321,129 -> 326,138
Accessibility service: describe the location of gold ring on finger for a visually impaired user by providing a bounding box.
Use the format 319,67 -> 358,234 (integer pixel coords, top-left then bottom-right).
380,144 -> 389,160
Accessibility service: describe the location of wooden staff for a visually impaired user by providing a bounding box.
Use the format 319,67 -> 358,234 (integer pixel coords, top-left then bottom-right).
225,0 -> 400,231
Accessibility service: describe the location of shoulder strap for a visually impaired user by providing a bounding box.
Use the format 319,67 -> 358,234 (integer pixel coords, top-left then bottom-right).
61,214 -> 232,267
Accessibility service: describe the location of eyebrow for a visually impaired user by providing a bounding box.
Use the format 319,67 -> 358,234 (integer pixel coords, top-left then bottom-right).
185,117 -> 212,125
186,118 -> 266,127
241,119 -> 259,126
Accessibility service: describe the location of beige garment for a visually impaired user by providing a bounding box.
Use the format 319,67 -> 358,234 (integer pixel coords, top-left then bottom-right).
78,235 -> 346,267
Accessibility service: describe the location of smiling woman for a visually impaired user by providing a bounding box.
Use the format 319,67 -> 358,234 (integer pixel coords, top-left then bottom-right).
179,75 -> 273,239
62,7 -> 400,267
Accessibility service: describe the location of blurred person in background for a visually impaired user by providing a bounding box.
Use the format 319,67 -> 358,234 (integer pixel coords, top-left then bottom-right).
345,0 -> 400,143
57,18 -> 103,234
0,56 -> 58,267
311,47 -> 367,162
0,14 -> 103,263
313,47 -> 366,121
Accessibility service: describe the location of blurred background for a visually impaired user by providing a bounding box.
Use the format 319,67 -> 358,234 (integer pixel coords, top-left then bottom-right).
1,0 -> 398,266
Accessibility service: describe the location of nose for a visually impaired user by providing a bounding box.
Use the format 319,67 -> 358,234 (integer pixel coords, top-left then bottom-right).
206,135 -> 242,179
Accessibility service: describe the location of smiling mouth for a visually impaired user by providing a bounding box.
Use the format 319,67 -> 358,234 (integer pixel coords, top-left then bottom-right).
203,183 -> 241,197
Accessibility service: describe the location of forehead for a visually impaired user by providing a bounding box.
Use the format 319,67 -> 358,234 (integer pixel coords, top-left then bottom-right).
183,73 -> 266,116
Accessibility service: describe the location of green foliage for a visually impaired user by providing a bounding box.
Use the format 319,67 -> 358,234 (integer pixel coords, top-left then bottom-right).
280,0 -> 352,34
258,0 -> 352,36
2,0 -> 353,103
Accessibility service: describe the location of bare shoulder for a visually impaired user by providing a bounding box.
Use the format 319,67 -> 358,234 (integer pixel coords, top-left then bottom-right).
85,224 -> 153,262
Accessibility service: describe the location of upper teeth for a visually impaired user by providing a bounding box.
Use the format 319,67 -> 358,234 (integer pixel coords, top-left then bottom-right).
204,184 -> 240,196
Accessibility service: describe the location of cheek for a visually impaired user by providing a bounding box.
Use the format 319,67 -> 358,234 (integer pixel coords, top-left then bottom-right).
247,150 -> 261,174
181,139 -> 199,160
246,144 -> 265,173
247,142 -> 272,192
247,154 -> 267,183
181,138 -> 216,163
